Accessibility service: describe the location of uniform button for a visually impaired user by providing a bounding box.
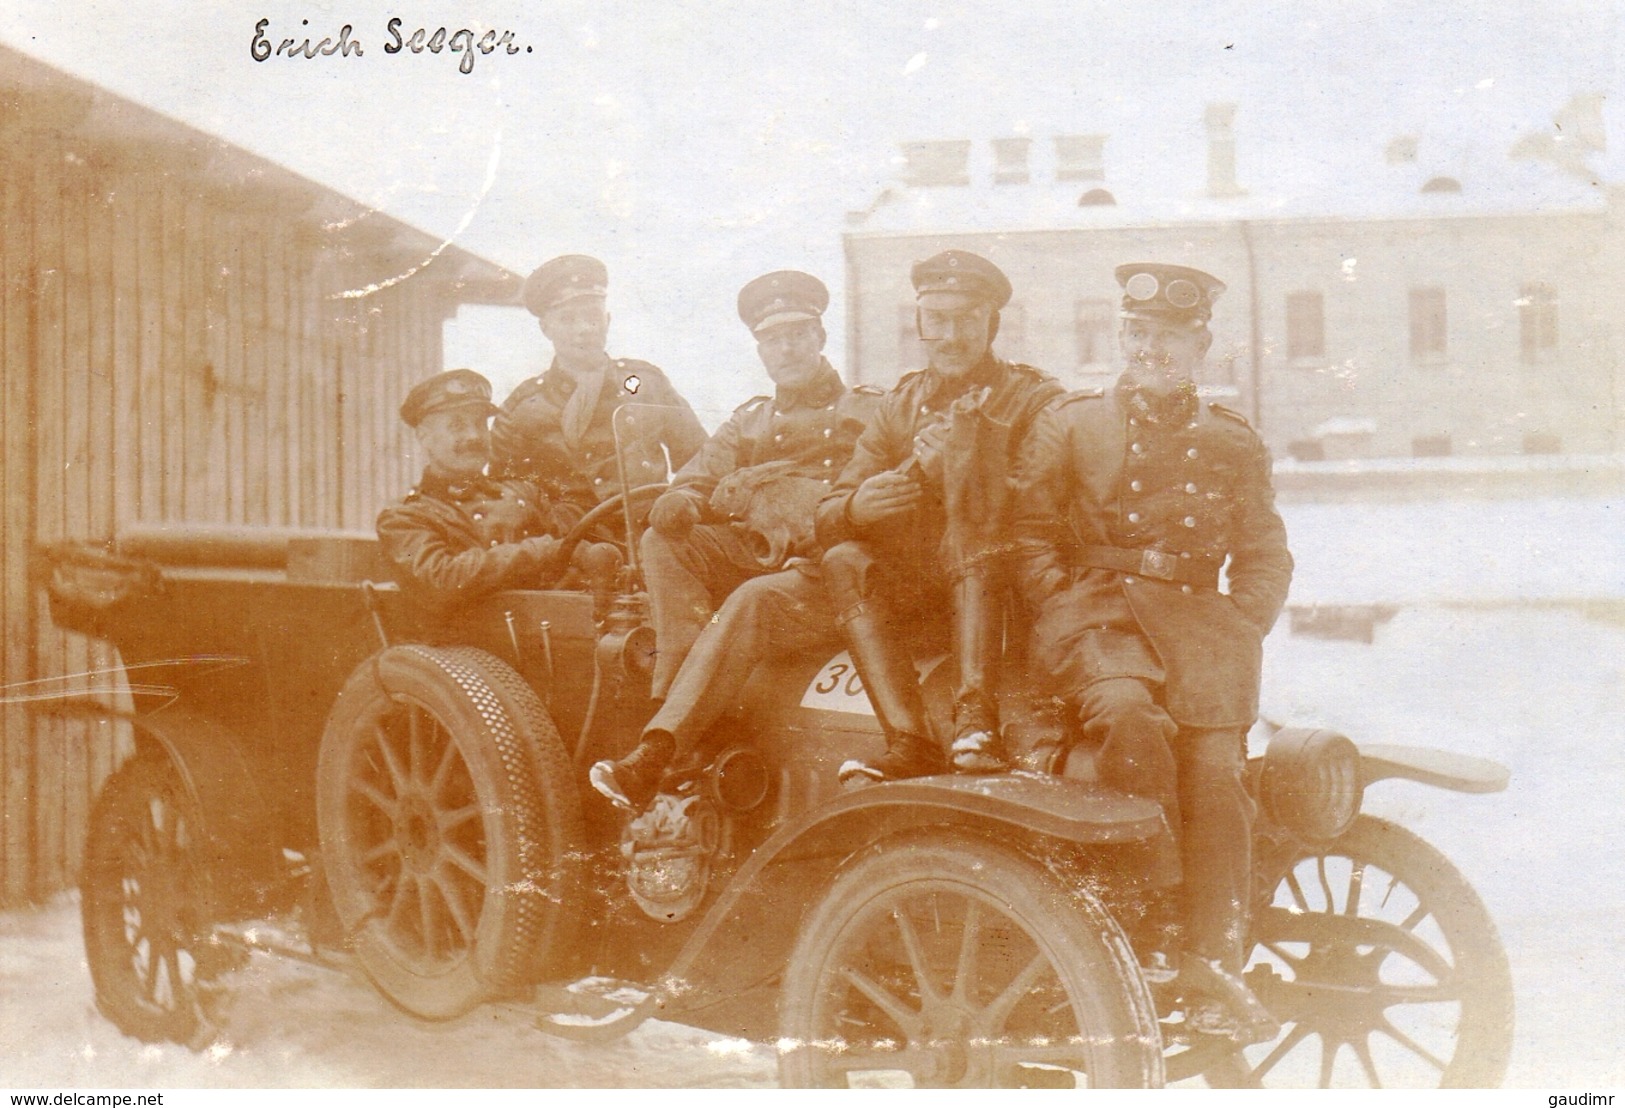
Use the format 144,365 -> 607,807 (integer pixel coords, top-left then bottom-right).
1128,417 -> 1138,427
642,460 -> 652,469
472,511 -> 485,521
774,434 -> 784,443
594,477 -> 604,485
1130,480 -> 1143,492
516,499 -> 526,507
1183,516 -> 1197,528
1124,576 -> 1136,585
1127,512 -> 1141,523
1185,483 -> 1197,494
1181,584 -> 1193,595
1187,447 -> 1199,459
823,458 -> 833,467
823,428 -> 832,438
489,540 -> 499,548
822,478 -> 831,485
1131,443 -> 1144,454
920,405 -> 930,414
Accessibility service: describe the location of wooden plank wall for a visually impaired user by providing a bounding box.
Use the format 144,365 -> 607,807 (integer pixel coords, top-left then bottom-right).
0,122 -> 451,904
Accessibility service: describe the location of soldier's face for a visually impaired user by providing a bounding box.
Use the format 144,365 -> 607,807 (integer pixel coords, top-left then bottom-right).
1119,317 -> 1212,398
917,294 -> 994,379
417,407 -> 491,480
755,319 -> 825,390
540,297 -> 610,369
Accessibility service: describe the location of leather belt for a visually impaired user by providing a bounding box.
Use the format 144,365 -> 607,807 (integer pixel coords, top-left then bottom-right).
1074,544 -> 1221,589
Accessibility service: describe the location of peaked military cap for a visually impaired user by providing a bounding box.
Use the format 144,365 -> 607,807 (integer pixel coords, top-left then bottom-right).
522,254 -> 609,318
911,250 -> 1013,309
400,368 -> 498,428
1115,262 -> 1226,326
737,270 -> 829,334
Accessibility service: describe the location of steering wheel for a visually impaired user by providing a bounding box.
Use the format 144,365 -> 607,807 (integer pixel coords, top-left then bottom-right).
540,483 -> 669,589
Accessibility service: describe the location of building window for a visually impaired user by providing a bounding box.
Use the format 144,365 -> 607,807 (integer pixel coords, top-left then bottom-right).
1519,283 -> 1558,363
1075,298 -> 1114,366
1285,291 -> 1325,361
1409,286 -> 1447,360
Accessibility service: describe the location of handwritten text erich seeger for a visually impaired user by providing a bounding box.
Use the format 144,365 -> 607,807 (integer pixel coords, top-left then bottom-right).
250,18 -> 531,74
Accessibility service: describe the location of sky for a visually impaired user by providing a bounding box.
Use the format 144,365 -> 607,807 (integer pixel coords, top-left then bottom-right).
1,0 -> 1619,416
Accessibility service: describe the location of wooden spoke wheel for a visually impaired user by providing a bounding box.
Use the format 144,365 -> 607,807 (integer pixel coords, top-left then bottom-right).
80,755 -> 216,1045
317,645 -> 582,1020
1201,815 -> 1513,1088
779,833 -> 1163,1088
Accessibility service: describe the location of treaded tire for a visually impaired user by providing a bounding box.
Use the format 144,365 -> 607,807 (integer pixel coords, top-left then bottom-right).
1207,814 -> 1514,1088
779,831 -> 1164,1088
317,645 -> 582,1020
81,754 -> 213,1045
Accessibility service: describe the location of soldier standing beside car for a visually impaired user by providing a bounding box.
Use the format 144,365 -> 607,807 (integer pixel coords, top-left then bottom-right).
590,271 -> 881,811
1010,262 -> 1293,1045
491,254 -> 708,506
377,369 -> 582,613
818,250 -> 1063,785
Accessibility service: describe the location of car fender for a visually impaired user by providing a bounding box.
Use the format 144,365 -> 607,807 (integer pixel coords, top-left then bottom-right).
654,773 -> 1173,1012
127,703 -> 284,910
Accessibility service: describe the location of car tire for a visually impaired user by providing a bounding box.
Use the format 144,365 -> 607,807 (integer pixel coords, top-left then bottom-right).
80,754 -> 216,1045
778,831 -> 1164,1088
1204,814 -> 1514,1088
317,644 -> 583,1020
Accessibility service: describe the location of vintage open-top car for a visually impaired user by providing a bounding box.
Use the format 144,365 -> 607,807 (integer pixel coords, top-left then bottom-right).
37,482 -> 1515,1088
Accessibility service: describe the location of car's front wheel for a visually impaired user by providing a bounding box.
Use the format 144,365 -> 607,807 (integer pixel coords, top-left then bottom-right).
778,832 -> 1163,1088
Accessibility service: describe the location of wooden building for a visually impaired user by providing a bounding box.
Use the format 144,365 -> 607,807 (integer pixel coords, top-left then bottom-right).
0,46 -> 520,904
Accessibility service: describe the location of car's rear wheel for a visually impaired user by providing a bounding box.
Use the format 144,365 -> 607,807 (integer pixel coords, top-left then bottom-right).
1203,815 -> 1513,1087
81,754 -> 215,1044
317,645 -> 583,1019
778,832 -> 1163,1088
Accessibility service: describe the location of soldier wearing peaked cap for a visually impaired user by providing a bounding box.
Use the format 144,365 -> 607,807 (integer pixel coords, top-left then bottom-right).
491,254 -> 707,508
377,369 -> 587,615
815,249 -> 1064,786
1010,262 -> 1293,1045
590,271 -> 883,812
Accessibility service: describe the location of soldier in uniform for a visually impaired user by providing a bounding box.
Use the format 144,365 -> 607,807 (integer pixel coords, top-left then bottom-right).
491,254 -> 707,506
589,271 -> 881,811
377,369 -> 582,612
818,250 -> 1063,785
1010,262 -> 1294,1044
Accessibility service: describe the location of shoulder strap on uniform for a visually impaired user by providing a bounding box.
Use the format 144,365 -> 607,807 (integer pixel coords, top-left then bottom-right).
735,394 -> 771,413
1209,401 -> 1252,426
853,384 -> 885,396
1056,386 -> 1107,409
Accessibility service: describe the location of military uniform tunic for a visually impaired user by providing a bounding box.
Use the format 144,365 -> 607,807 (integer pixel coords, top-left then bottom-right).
376,470 -> 582,612
1012,384 -> 1293,729
490,358 -> 707,506
643,362 -> 880,698
815,356 -> 1062,556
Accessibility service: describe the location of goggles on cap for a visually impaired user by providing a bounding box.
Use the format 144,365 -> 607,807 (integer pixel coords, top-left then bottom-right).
1125,271 -> 1204,309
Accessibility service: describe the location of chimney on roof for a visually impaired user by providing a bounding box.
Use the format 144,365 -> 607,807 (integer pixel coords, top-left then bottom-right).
1204,103 -> 1244,198
900,140 -> 971,186
992,137 -> 1031,185
1055,134 -> 1107,182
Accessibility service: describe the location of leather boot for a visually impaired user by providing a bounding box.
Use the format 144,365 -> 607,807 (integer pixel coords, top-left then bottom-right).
948,569 -> 1007,773
834,601 -> 946,787
589,729 -> 676,812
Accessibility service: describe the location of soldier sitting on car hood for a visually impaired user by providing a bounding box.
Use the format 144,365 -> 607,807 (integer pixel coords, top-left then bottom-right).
377,369 -> 604,614
1010,262 -> 1294,1046
590,271 -> 881,812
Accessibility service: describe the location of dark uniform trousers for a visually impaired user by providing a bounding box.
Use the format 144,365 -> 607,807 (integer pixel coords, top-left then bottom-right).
1013,384 -> 1293,969
643,364 -> 876,699
645,564 -> 839,756
817,357 -> 1062,743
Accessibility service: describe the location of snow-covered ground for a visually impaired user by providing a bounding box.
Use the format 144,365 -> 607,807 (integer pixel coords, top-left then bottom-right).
3,496 -> 1621,1088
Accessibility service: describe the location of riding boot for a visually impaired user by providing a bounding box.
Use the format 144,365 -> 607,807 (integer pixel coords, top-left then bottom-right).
834,600 -> 945,786
948,569 -> 1007,773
